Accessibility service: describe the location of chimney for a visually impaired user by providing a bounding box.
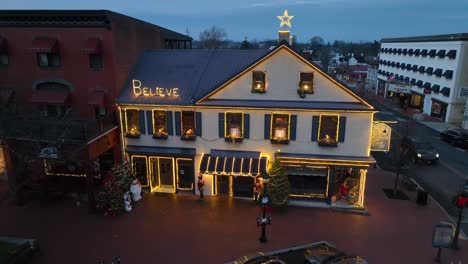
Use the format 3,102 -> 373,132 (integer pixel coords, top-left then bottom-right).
278,31 -> 290,45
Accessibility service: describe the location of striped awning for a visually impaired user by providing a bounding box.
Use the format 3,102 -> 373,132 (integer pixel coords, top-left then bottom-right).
199,151 -> 268,176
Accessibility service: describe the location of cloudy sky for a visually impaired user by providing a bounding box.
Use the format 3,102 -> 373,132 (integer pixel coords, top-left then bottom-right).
3,0 -> 468,43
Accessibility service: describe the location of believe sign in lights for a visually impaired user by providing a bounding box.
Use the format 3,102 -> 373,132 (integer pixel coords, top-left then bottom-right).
132,79 -> 179,97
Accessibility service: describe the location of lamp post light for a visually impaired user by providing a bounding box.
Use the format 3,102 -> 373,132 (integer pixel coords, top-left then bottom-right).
257,173 -> 271,243
451,180 -> 468,250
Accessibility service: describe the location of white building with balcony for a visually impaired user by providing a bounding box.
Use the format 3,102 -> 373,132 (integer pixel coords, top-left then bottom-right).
377,33 -> 468,124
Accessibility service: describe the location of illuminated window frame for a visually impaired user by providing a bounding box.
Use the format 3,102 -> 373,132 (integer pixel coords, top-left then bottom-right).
251,71 -> 266,93
298,72 -> 314,96
176,158 -> 194,191
224,112 -> 244,143
318,114 -> 339,147
288,166 -> 330,199
125,108 -> 140,138
181,111 -> 196,140
152,110 -> 168,139
270,112 -> 290,144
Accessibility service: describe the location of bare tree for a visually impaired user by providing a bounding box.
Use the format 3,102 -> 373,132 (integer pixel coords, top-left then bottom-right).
199,26 -> 227,50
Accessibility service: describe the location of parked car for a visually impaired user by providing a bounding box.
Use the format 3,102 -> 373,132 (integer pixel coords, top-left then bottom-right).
401,136 -> 439,164
0,236 -> 39,264
440,128 -> 468,148
233,252 -> 286,264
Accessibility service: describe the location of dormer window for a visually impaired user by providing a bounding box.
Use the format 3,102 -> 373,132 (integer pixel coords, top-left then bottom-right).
252,71 -> 266,93
298,72 -> 314,96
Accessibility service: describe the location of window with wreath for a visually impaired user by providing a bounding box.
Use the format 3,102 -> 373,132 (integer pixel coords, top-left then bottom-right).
318,115 -> 339,146
271,113 -> 289,144
225,112 -> 243,142
125,109 -> 140,137
153,110 -> 168,139
181,111 -> 196,140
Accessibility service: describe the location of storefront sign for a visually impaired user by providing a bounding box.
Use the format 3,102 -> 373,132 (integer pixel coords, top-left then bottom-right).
132,79 -> 179,97
432,222 -> 453,248
387,83 -> 411,94
371,122 -> 391,151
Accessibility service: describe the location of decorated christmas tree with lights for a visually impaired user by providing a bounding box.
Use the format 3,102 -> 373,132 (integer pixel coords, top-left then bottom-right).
266,158 -> 290,208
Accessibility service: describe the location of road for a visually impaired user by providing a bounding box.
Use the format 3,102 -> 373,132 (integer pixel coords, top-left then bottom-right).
366,94 -> 468,233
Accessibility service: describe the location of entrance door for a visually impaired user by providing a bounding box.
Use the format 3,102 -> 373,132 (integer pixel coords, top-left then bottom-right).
149,157 -> 160,190
232,176 -> 254,198
159,158 -> 174,188
177,159 -> 194,192
216,175 -> 230,196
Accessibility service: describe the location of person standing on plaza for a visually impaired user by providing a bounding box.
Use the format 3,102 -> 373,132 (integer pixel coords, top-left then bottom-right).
197,174 -> 205,200
253,176 -> 262,202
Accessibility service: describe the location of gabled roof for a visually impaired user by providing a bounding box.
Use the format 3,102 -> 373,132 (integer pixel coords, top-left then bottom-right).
117,44 -> 373,111
117,49 -> 268,105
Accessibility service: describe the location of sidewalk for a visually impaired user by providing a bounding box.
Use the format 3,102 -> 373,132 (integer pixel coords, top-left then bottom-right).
1,166 -> 467,263
362,89 -> 461,133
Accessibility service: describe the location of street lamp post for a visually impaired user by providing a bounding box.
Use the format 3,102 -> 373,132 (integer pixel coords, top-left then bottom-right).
257,173 -> 271,243
451,180 -> 468,250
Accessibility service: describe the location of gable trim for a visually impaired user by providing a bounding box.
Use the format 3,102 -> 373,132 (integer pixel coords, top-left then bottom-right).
196,45 -> 373,110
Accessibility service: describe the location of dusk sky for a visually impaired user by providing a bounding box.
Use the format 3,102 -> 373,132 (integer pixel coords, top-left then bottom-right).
3,0 -> 468,43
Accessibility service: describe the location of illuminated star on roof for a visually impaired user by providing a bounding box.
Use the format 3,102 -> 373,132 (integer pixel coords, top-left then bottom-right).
277,9 -> 294,28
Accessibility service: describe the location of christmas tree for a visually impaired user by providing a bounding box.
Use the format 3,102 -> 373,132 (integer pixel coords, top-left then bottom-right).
265,158 -> 290,208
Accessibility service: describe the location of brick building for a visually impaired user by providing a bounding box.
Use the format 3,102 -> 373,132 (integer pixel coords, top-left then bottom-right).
0,10 -> 191,204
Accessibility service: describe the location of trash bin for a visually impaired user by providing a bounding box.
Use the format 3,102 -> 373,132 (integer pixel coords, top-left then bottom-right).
416,189 -> 428,205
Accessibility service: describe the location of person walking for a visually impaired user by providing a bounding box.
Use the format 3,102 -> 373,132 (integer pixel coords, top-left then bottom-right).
197,174 -> 205,200
253,176 -> 262,202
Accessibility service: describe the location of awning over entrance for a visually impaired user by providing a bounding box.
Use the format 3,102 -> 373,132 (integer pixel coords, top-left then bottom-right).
31,38 -> 58,53
30,90 -> 70,104
126,145 -> 196,157
276,152 -> 375,167
199,150 -> 268,176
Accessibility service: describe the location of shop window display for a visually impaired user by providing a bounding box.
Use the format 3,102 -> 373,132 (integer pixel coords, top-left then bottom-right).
332,167 -> 360,206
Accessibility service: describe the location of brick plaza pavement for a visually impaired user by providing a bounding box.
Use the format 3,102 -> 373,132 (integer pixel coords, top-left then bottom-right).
1,166 -> 467,264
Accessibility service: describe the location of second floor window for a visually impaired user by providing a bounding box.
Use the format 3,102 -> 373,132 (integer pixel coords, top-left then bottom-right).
271,113 -> 289,144
153,110 -> 168,139
37,52 -> 61,68
39,104 -> 68,118
225,112 -> 243,142
89,54 -> 103,69
318,115 -> 339,146
125,109 -> 140,137
252,71 -> 266,93
181,111 -> 196,140
0,53 -> 8,66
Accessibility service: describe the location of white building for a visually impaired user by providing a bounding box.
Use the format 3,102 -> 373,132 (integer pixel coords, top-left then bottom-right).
377,33 -> 468,124
116,43 -> 377,210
